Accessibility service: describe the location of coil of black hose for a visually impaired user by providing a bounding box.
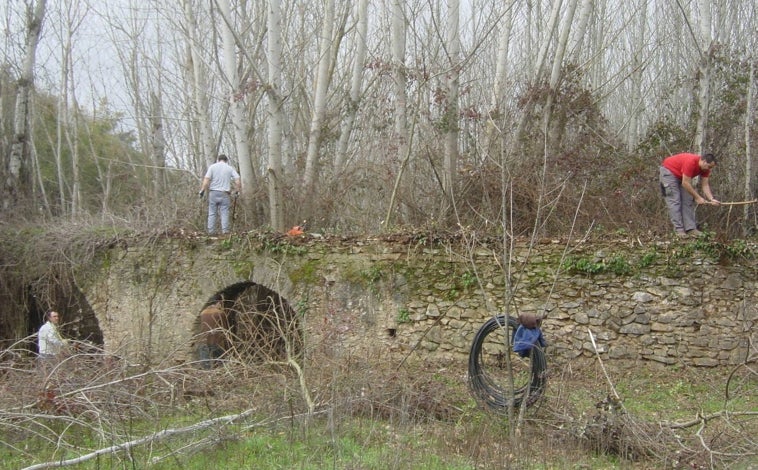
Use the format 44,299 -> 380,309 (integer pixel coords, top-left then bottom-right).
468,315 -> 547,412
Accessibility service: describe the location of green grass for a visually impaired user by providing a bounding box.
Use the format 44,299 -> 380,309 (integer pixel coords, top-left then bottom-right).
3,359 -> 755,470
611,365 -> 756,421
149,423 -> 474,470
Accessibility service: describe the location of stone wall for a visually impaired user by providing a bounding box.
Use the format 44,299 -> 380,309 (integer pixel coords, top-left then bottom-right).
77,235 -> 757,367
390,243 -> 756,367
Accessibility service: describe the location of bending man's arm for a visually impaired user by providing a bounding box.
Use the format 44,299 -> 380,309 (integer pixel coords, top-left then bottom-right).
681,175 -> 707,205
700,177 -> 720,205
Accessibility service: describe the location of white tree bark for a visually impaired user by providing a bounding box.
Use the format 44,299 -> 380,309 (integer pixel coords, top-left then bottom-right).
334,0 -> 369,172
544,0 -> 580,151
490,1 -> 516,113
484,0 -> 516,158
150,91 -> 166,196
183,0 -> 216,167
216,0 -> 255,199
694,0 -> 714,152
383,0 -> 410,228
744,58 -> 755,233
443,0 -> 460,199
54,15 -> 71,214
5,0 -> 46,210
303,0 -> 336,196
569,0 -> 593,55
532,0 -> 563,79
266,0 -> 285,231
511,0 -> 562,149
625,0 -> 647,150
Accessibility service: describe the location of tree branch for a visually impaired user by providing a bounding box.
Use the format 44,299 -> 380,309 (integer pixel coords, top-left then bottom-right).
21,408 -> 256,470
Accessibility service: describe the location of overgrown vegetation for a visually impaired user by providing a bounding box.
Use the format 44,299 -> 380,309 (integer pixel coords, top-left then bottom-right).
562,233 -> 758,277
1,339 -> 755,469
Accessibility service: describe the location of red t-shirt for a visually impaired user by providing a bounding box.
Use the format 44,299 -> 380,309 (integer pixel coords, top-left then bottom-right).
662,153 -> 711,179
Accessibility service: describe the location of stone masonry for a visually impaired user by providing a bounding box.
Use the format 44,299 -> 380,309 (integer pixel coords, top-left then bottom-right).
75,235 -> 757,367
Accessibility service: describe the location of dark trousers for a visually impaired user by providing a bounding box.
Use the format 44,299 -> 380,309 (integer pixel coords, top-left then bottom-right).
198,344 -> 224,369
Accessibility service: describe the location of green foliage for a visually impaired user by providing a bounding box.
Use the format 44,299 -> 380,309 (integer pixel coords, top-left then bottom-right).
30,92 -> 152,216
289,260 -> 321,285
460,271 -> 476,289
262,239 -> 308,256
231,258 -> 255,279
444,287 -> 460,300
295,296 -> 310,317
638,249 -> 660,269
563,238 -> 755,278
672,233 -> 756,262
396,308 -> 411,324
562,254 -> 632,276
360,264 -> 385,284
606,255 -> 632,275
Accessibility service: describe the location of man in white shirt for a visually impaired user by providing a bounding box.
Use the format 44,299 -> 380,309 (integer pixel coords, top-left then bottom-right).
199,154 -> 242,235
38,311 -> 67,357
37,310 -> 68,380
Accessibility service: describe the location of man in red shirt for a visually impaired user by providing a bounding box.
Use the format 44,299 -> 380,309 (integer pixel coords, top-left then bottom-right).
659,153 -> 720,237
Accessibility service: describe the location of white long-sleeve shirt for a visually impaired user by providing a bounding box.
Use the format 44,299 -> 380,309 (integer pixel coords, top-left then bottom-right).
38,321 -> 66,356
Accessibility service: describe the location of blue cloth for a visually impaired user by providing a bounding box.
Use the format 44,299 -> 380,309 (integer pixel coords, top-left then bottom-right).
513,325 -> 546,357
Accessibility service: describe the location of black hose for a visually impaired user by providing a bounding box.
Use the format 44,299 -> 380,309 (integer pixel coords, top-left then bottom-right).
468,315 -> 547,412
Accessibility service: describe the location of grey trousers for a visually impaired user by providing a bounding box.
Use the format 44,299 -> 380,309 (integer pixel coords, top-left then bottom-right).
207,191 -> 232,234
659,166 -> 697,232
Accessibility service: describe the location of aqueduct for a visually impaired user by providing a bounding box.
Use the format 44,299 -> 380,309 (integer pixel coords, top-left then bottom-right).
12,234 -> 758,367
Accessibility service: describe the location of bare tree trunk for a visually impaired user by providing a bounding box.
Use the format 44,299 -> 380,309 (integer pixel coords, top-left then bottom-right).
383,0 -> 409,229
443,0 -> 460,207
543,0 -> 580,152
625,0 -> 647,150
151,92 -> 166,197
694,0 -> 714,152
744,60 -> 755,235
183,0 -> 216,166
266,0 -> 285,232
55,39 -> 69,215
511,0 -> 562,150
485,0 -> 516,157
54,0 -> 87,216
5,0 -> 46,211
81,102 -> 113,215
68,92 -> 81,216
217,0 -> 255,199
569,0 -> 593,54
334,0 -> 369,172
303,0 -> 336,198
29,119 -> 51,216
391,0 -> 408,159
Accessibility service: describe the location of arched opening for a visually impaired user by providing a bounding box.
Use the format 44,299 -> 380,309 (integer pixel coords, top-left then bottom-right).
24,278 -> 103,353
194,281 -> 301,365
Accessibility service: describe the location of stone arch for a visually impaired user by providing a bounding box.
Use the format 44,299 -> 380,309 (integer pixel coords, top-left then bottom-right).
193,280 -> 301,364
25,277 -> 103,353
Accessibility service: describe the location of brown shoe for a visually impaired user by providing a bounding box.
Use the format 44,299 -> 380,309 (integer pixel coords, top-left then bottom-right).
675,230 -> 687,238
687,229 -> 703,237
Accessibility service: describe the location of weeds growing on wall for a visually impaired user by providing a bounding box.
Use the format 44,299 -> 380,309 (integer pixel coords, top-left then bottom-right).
561,234 -> 758,278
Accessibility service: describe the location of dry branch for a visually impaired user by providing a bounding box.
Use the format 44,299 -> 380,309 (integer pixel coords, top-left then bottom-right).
662,411 -> 758,429
21,408 -> 256,470
718,199 -> 758,206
